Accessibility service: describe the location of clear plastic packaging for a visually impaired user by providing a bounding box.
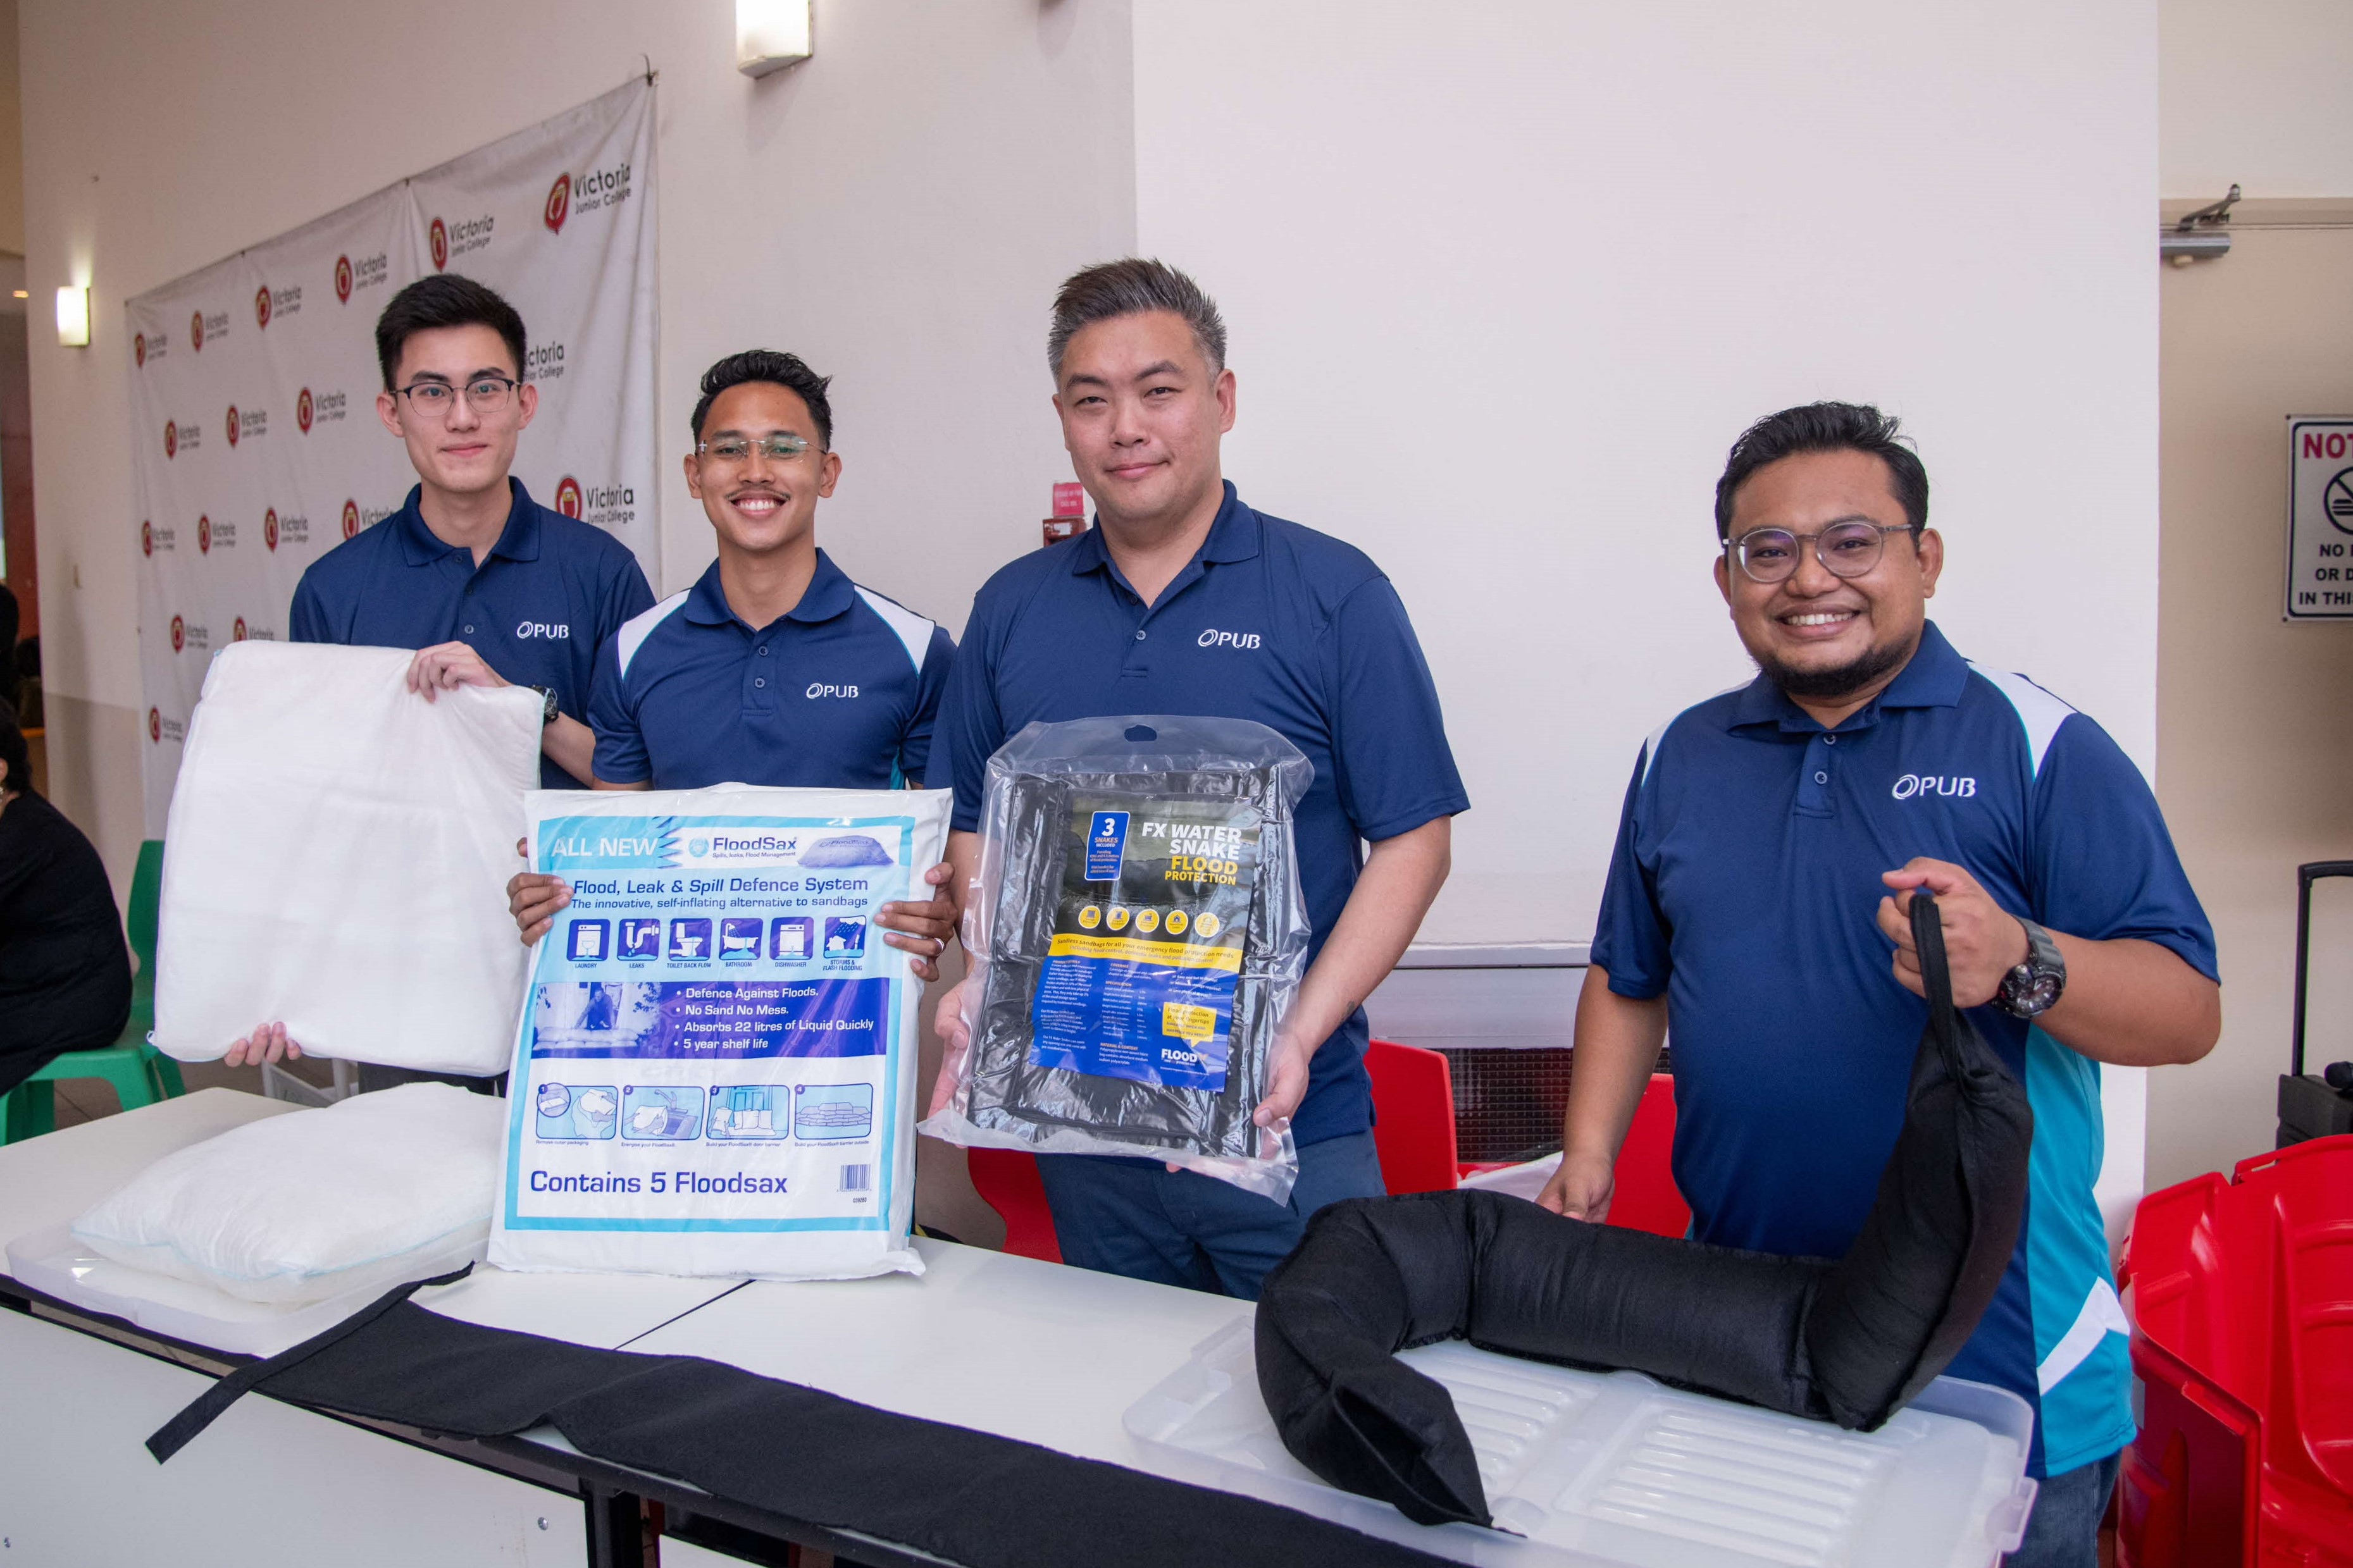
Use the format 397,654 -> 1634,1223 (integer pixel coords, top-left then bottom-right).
921,716 -> 1312,1202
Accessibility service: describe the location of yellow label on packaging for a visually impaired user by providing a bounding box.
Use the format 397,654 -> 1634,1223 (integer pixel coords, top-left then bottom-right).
1045,932 -> 1244,973
1162,1002 -> 1217,1042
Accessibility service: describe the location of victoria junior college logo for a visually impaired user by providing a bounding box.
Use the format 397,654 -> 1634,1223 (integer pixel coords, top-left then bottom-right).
147,708 -> 161,744
170,615 -> 185,653
163,421 -> 178,460
341,499 -> 360,541
225,405 -> 240,448
429,217 -> 449,271
554,476 -> 584,518
545,172 -> 571,234
189,310 -> 204,352
254,285 -> 271,330
134,332 -> 147,368
263,508 -> 278,552
197,515 -> 211,555
296,388 -> 313,433
140,521 -> 153,557
335,254 -> 353,304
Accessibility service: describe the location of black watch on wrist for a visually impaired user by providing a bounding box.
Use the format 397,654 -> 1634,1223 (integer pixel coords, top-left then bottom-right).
528,684 -> 559,724
1995,918 -> 2066,1018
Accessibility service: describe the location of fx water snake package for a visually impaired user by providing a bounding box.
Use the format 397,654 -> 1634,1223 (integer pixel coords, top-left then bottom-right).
920,717 -> 1312,1201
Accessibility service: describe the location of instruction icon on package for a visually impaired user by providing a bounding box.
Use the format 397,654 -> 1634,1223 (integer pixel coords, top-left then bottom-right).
621,1085 -> 704,1140
823,916 -> 867,958
771,916 -> 814,961
719,917 -> 763,961
668,918 -> 712,961
619,918 -> 662,960
566,920 -> 609,963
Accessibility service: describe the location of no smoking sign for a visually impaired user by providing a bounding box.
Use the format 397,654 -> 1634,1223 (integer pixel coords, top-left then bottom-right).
2287,417 -> 2353,619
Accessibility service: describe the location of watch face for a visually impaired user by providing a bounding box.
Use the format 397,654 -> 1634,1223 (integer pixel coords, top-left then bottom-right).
2006,965 -> 2061,1016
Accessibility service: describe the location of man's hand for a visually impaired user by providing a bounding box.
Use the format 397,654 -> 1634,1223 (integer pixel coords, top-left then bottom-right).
506,836 -> 569,945
928,975 -> 975,1117
224,1022 -> 301,1067
1878,857 -> 2028,1007
1536,1149 -> 1616,1222
1252,1025 -> 1313,1131
407,641 -> 507,703
878,860 -> 957,982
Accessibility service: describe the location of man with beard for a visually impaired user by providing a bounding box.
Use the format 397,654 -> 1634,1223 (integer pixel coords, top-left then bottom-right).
1537,403 -> 2219,1568
506,350 -> 957,978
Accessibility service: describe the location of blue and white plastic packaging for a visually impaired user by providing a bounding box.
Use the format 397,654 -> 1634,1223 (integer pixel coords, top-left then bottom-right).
490,784 -> 950,1281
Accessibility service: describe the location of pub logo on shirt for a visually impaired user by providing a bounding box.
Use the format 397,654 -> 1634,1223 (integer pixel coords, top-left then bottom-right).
544,173 -> 571,233
1892,774 -> 1978,800
196,515 -> 211,554
341,499 -> 361,540
554,476 -> 584,518
1196,629 -> 1263,650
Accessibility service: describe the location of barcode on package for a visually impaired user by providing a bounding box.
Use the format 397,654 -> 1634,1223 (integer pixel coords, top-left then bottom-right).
838,1163 -> 872,1193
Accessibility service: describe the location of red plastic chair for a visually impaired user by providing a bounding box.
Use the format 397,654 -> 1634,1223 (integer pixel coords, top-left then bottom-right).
1606,1075 -> 1692,1238
2117,1133 -> 2353,1567
967,1146 -> 1062,1263
1365,1039 -> 1460,1194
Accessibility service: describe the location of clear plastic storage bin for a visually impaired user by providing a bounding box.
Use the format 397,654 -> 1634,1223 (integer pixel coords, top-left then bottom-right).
1124,1318 -> 2038,1568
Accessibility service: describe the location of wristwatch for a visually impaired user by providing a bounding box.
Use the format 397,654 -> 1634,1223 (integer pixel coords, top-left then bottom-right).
1995,918 -> 2066,1018
528,684 -> 559,724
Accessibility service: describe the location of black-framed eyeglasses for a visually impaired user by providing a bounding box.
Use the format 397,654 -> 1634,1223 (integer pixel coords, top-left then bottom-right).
697,434 -> 813,466
1728,521 -> 1918,584
394,374 -> 521,418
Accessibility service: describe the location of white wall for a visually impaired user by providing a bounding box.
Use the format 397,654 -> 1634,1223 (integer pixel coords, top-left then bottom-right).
2162,0 -> 2353,197
22,0 -> 1135,892
1133,0 -> 2161,949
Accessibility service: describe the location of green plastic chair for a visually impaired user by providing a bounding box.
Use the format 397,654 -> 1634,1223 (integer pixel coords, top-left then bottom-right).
1,840 -> 186,1144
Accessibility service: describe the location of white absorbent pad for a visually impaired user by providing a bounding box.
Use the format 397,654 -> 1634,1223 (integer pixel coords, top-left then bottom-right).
491,784 -> 952,1283
152,641 -> 542,1075
72,1084 -> 507,1306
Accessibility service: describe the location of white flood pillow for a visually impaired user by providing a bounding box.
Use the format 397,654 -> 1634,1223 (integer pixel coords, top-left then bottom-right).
71,1085 -> 507,1306
152,641 -> 540,1076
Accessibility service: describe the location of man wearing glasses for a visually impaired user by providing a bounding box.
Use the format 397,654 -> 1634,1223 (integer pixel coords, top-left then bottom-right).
236,275 -> 654,1075
504,350 -> 958,979
1539,402 -> 2219,1568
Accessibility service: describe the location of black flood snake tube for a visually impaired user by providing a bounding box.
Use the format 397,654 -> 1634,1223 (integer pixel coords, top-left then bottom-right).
1253,892 -> 2034,1528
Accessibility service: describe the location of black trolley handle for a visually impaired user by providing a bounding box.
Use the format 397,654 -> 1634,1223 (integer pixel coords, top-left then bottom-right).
2292,861 -> 2353,1079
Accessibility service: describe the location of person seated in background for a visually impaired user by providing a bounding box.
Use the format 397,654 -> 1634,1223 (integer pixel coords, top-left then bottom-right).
504,350 -> 957,978
230,272 -> 655,1088
0,700 -> 132,1098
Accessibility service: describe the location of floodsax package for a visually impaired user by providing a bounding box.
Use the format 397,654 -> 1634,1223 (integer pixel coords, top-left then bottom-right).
491,784 -> 951,1281
921,717 -> 1312,1201
153,641 -> 540,1076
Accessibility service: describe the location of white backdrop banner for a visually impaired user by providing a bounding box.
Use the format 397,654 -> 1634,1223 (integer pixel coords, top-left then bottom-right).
128,77 -> 658,836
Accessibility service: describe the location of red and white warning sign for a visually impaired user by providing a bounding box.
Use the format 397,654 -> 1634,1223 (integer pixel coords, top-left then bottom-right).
2288,417 -> 2353,620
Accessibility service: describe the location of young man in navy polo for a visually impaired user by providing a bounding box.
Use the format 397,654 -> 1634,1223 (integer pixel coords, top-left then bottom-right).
505,351 -> 957,978
1539,403 -> 2220,1568
928,260 -> 1468,1298
229,275 -> 652,1075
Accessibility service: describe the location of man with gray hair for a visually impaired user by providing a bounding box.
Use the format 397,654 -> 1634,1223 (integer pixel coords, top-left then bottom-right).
928,258 -> 1468,1297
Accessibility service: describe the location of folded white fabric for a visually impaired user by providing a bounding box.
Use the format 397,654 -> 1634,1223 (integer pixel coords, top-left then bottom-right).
71,1085 -> 506,1306
152,641 -> 540,1075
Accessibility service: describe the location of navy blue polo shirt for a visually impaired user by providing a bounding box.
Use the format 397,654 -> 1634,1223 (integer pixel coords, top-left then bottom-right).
289,479 -> 654,789
1594,620 -> 2216,1476
931,482 -> 1469,1147
590,550 -> 953,791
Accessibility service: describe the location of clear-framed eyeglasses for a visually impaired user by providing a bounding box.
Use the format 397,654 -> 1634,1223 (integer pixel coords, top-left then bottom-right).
1729,521 -> 1918,584
394,374 -> 521,419
697,434 -> 812,466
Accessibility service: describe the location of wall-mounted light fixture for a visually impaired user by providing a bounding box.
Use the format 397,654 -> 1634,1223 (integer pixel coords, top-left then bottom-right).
2162,184 -> 2239,266
737,0 -> 812,78
56,285 -> 89,347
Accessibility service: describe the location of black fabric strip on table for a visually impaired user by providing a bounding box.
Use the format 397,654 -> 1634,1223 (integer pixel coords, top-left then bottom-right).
162,1299 -> 1465,1568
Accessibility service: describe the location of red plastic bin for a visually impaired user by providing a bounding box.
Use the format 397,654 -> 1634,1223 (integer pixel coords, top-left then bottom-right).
2117,1133 -> 2353,1567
